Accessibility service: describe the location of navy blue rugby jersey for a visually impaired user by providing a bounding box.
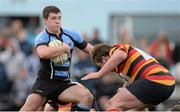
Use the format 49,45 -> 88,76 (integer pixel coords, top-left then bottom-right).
35,28 -> 87,80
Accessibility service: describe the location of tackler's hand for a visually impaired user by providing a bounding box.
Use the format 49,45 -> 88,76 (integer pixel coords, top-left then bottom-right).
81,72 -> 101,80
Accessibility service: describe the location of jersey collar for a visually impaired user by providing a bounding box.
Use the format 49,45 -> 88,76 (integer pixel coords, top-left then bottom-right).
45,28 -> 63,38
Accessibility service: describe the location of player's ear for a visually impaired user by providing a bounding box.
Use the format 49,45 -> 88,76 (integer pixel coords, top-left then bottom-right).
43,18 -> 47,25
102,56 -> 107,63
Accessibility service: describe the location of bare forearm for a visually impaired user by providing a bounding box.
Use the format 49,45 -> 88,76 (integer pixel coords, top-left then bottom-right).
98,55 -> 121,76
83,43 -> 94,56
98,50 -> 127,76
37,46 -> 66,59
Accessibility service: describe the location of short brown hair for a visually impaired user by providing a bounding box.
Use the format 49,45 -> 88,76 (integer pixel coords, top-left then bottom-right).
91,43 -> 113,65
43,6 -> 61,19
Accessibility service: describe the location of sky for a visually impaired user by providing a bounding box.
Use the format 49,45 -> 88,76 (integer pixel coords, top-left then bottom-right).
0,0 -> 179,41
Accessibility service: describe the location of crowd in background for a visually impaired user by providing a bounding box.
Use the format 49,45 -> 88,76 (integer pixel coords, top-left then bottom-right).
0,19 -> 180,111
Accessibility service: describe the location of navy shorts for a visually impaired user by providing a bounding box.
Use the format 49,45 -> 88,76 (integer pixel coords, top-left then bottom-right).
126,79 -> 175,105
31,72 -> 77,101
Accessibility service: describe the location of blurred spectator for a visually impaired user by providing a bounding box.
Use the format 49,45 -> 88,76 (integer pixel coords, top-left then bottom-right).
149,32 -> 173,68
8,19 -> 33,56
0,31 -> 28,110
172,43 -> 180,64
90,28 -> 103,45
27,26 -> 41,46
0,31 -> 10,54
137,36 -> 150,52
118,27 -> 134,45
16,29 -> 33,56
0,62 -> 8,94
171,33 -> 180,102
26,47 -> 39,82
9,64 -> 32,110
0,32 -> 10,94
172,33 -> 180,64
81,32 -> 91,42
0,18 -> 39,111
0,32 -> 12,93
1,37 -> 27,84
9,19 -> 24,37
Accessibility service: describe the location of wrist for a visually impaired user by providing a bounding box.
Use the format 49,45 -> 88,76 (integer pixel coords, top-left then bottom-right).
97,71 -> 104,77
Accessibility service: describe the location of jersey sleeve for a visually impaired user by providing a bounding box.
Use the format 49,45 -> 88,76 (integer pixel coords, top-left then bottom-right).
34,32 -> 49,47
109,44 -> 129,56
69,30 -> 87,50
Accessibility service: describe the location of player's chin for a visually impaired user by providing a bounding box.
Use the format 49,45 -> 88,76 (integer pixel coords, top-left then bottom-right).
53,28 -> 60,33
53,26 -> 60,30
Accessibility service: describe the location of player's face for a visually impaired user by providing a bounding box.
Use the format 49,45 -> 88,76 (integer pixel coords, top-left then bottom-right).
44,12 -> 61,33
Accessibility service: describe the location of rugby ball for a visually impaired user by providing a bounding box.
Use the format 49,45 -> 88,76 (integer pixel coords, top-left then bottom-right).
48,39 -> 68,64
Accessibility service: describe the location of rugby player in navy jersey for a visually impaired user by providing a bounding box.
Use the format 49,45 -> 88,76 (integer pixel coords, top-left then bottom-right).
20,5 -> 94,111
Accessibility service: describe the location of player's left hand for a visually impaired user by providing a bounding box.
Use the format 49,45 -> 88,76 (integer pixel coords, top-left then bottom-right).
81,72 -> 101,80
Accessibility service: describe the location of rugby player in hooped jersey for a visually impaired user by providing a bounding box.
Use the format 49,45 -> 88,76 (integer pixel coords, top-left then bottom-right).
82,43 -> 175,111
